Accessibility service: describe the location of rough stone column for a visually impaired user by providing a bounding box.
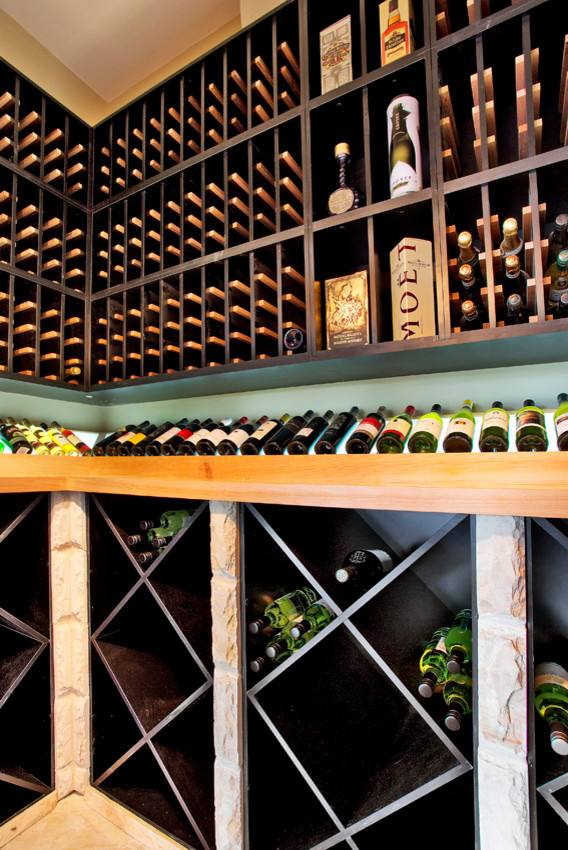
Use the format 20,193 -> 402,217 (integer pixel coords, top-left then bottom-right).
210,501 -> 244,850
50,491 -> 90,798
476,515 -> 530,850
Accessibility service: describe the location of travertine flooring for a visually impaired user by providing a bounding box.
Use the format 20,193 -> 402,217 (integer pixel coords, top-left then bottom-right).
6,794 -> 150,850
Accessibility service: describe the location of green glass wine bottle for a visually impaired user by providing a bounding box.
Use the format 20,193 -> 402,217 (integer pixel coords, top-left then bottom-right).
335,548 -> 394,585
515,399 -> 548,452
407,404 -> 443,453
418,626 -> 450,698
264,623 -> 306,661
442,400 -> 475,453
248,587 -> 318,634
534,662 -> 568,755
444,672 -> 473,731
288,603 -> 335,640
376,405 -> 415,453
554,392 -> 568,451
479,401 -> 509,453
445,609 -> 472,675
141,509 -> 193,534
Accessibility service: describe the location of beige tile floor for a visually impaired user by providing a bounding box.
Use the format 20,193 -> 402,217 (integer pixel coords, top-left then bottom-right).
6,794 -> 150,850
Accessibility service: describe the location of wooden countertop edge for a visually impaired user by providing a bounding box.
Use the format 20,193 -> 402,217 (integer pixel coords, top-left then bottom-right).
0,453 -> 566,516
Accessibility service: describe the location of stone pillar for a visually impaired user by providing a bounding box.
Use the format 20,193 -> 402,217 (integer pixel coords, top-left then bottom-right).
476,515 -> 530,850
210,501 -> 244,850
50,491 -> 90,797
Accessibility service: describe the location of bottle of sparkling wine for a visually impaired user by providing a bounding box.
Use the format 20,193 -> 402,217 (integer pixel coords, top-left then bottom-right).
0,418 -> 33,454
457,232 -> 483,284
515,399 -> 548,452
217,416 -> 269,455
264,410 -> 315,455
241,414 -> 291,455
418,626 -> 450,698
443,400 -> 475,453
248,587 -> 318,634
288,603 -> 335,640
345,407 -> 387,453
445,609 -> 473,675
335,548 -> 393,585
534,661 -> 568,755
314,407 -> 360,454
376,405 -> 415,453
407,404 -> 443,453
505,292 -> 528,325
499,217 -> 523,259
159,419 -> 209,456
444,672 -> 473,731
132,418 -> 189,457
196,417 -> 248,456
479,401 -> 509,453
179,418 -> 232,456
287,410 -> 334,455
459,299 -> 484,331
328,143 -> 363,215
502,254 -> 529,302
554,393 -> 568,451
458,263 -> 484,309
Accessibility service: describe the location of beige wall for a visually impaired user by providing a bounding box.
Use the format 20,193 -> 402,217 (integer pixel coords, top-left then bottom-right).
240,0 -> 282,27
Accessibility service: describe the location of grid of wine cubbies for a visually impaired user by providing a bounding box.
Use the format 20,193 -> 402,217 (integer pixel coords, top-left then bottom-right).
528,517 -> 568,845
243,503 -> 475,850
89,495 -> 214,850
0,493 -> 53,826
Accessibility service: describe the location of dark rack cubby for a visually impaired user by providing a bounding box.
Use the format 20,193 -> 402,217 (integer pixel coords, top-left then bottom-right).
89,495 -> 214,850
243,503 -> 475,849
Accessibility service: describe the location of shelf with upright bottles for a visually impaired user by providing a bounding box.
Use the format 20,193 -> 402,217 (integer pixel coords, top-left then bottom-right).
244,502 -> 475,850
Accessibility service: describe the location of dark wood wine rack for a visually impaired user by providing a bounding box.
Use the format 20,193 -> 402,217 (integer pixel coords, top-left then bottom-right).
0,493 -> 53,825
0,0 -> 565,395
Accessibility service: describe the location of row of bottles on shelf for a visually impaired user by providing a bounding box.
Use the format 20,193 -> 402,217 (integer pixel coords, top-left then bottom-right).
0,418 -> 92,455
124,507 -> 194,564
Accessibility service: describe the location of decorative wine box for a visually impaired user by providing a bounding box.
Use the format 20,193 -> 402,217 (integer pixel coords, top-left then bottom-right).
325,270 -> 369,348
390,237 -> 436,341
320,15 -> 353,94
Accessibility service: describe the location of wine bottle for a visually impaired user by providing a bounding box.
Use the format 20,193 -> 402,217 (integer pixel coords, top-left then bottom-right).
51,422 -> 93,456
241,414 -> 291,455
459,299 -> 484,331
458,263 -> 484,308
442,400 -> 475,453
21,419 -> 65,455
547,249 -> 568,313
335,548 -> 393,585
248,587 -> 317,634
131,418 -> 189,457
288,603 -> 335,640
418,626 -> 450,698
499,217 -> 523,260
178,418 -> 232,456
138,546 -> 166,565
556,291 -> 568,318
328,143 -> 363,215
158,419 -> 207,456
287,410 -> 334,455
505,293 -> 527,325
105,421 -> 151,456
217,416 -> 269,455
445,609 -> 472,675
11,419 -> 49,455
196,417 -> 247,456
376,405 -> 415,454
457,231 -> 480,269
249,654 -> 280,673
534,661 -> 568,755
141,509 -> 193,536
443,672 -> 473,731
116,422 -> 159,456
40,422 -> 80,456
479,401 -> 509,453
407,404 -> 443,453
93,424 -> 137,456
0,432 -> 12,453
264,620 -> 315,660
554,393 -> 568,451
345,407 -> 387,453
314,407 -> 360,454
264,410 -> 314,455
502,255 -> 529,302
515,399 -> 548,452
0,418 -> 33,454
545,213 -> 568,273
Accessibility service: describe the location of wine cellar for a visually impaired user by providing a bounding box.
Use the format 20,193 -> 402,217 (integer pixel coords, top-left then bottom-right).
0,0 -> 566,849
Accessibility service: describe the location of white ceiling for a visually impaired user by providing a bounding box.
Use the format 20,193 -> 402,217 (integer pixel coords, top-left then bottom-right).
0,0 -> 240,102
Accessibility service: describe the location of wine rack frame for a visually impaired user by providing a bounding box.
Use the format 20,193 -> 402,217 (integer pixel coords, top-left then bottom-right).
0,0 -> 566,397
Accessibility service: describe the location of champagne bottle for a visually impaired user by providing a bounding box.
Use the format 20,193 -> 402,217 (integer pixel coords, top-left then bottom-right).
459,299 -> 484,331
178,418 -> 232,456
159,419 -> 208,456
505,293 -> 527,325
345,407 -> 387,453
407,404 -> 443,453
479,401 -> 509,452
314,407 -> 360,454
288,603 -> 335,640
418,626 -> 450,698
248,587 -> 318,634
328,143 -> 363,215
116,422 -> 159,456
445,609 -> 472,675
287,410 -> 334,455
545,213 -> 568,273
442,400 -> 475,453
376,405 -> 415,453
264,410 -> 314,455
217,416 -> 269,455
93,424 -> 137,456
457,232 -> 483,284
458,263 -> 484,308
131,418 -> 189,457
241,414 -> 291,455
196,417 -> 247,455
105,421 -> 151,456
0,418 -> 33,454
51,422 -> 93,456
444,672 -> 473,731
40,422 -> 80,456
21,419 -> 65,455
534,661 -> 568,755
499,217 -> 523,259
554,392 -> 568,451
515,399 -> 548,452
503,255 -> 529,302
335,548 -> 393,585
547,248 -> 568,313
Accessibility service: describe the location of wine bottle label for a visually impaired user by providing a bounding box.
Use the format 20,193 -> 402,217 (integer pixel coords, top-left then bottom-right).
188,427 -> 210,445
415,416 -> 442,438
250,419 -> 278,440
176,428 -> 193,441
129,432 -> 148,445
207,427 -> 229,446
556,412 -> 568,437
482,409 -> 509,429
387,95 -> 422,199
328,186 -> 355,215
224,427 -> 250,448
445,417 -> 475,439
153,425 -> 182,444
354,417 -> 382,440
295,426 -> 314,439
383,417 -> 412,439
516,410 -> 546,434
435,635 -> 448,653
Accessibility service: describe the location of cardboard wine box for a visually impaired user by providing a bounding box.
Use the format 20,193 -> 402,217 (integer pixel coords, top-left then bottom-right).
390,237 -> 436,340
